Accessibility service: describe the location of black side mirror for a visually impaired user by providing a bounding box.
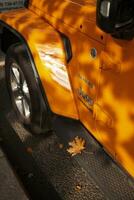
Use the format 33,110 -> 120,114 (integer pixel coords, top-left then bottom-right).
96,0 -> 134,40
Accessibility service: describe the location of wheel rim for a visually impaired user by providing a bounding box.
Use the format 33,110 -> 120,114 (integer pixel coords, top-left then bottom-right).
10,63 -> 31,119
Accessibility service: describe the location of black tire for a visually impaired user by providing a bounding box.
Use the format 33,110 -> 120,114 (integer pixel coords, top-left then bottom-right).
5,43 -> 52,134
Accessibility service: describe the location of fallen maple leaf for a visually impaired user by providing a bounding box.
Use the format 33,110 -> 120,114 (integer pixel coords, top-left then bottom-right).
67,136 -> 85,156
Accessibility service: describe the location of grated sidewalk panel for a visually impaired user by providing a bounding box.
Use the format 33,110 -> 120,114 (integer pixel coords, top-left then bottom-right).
52,116 -> 134,200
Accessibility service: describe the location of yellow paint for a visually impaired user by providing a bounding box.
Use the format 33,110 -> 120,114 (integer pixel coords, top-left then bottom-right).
0,1 -> 134,178
0,9 -> 78,119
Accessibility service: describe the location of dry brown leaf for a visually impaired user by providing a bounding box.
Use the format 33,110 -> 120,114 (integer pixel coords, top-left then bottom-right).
59,144 -> 64,149
75,184 -> 82,191
67,136 -> 85,156
26,147 -> 33,154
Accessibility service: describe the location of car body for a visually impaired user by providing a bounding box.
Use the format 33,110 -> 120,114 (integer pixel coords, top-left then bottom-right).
0,0 -> 134,178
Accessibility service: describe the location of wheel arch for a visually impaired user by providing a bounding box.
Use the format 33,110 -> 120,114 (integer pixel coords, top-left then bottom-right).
0,9 -> 79,119
0,20 -> 42,85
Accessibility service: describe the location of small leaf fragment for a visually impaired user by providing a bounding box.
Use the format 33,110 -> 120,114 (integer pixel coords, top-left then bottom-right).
59,144 -> 64,149
67,136 -> 85,156
75,184 -> 82,191
26,147 -> 33,154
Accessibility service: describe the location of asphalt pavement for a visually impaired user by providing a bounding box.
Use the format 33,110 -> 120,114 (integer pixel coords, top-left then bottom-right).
0,146 -> 28,200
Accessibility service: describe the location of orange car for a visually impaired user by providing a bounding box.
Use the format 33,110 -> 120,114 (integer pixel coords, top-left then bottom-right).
0,0 -> 134,179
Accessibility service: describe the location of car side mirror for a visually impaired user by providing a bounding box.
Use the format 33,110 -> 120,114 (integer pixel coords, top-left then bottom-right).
96,0 -> 134,40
